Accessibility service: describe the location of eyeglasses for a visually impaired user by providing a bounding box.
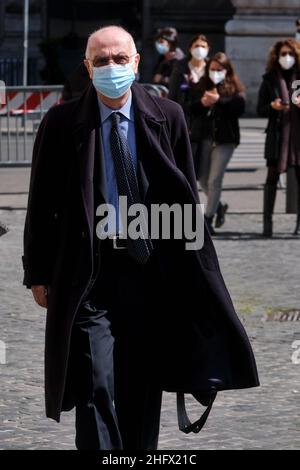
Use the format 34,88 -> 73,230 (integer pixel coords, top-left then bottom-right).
86,54 -> 136,68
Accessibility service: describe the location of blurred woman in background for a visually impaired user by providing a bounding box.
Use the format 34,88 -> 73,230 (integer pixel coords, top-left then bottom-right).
153,27 -> 184,87
257,38 -> 300,237
189,52 -> 246,234
168,34 -> 210,128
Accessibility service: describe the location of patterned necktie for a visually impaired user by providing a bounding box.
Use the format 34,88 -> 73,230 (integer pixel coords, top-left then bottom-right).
110,112 -> 153,264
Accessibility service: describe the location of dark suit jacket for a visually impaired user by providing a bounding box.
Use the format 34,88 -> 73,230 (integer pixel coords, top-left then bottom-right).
23,82 -> 259,422
189,85 -> 245,145
168,58 -> 200,130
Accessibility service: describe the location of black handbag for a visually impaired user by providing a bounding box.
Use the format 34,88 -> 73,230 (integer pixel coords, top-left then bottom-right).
176,387 -> 218,434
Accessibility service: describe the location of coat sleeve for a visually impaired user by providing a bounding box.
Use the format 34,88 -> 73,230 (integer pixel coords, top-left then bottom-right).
168,103 -> 200,203
188,87 -> 210,117
22,107 -> 62,288
168,62 -> 184,103
216,92 -> 246,118
257,79 -> 273,118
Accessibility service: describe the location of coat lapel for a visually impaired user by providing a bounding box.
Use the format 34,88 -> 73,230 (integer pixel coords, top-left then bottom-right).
72,84 -> 107,239
132,82 -> 191,201
137,159 -> 150,201
132,82 -> 176,199
97,136 -> 108,203
71,81 -> 189,238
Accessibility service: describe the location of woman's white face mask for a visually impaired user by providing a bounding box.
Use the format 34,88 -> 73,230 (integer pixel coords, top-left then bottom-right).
279,54 -> 296,70
209,70 -> 226,85
191,46 -> 208,60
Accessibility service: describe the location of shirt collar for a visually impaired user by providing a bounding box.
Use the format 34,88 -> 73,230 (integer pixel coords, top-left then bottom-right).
98,91 -> 133,124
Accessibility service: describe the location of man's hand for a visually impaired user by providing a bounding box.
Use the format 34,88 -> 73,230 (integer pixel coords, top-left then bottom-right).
201,89 -> 220,107
293,95 -> 300,108
165,50 -> 176,61
31,285 -> 48,308
271,98 -> 289,112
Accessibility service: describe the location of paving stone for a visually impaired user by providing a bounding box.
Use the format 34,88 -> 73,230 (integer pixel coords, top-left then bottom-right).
0,208 -> 299,450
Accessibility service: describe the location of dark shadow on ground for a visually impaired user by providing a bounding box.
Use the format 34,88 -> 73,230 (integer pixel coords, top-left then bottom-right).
0,221 -> 9,237
212,231 -> 300,241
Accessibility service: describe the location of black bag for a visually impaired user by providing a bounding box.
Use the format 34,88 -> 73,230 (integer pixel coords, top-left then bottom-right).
176,382 -> 220,434
153,294 -> 232,434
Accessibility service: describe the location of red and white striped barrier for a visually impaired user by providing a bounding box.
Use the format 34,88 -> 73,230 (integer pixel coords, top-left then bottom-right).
0,90 -> 62,115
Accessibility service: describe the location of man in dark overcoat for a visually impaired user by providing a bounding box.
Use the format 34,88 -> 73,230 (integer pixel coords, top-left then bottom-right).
23,26 -> 259,450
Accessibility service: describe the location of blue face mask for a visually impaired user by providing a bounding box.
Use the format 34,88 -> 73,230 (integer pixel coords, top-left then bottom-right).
155,42 -> 170,55
92,63 -> 135,99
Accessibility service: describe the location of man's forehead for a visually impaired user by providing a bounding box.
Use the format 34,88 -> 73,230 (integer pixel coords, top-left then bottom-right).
88,34 -> 132,56
89,47 -> 130,57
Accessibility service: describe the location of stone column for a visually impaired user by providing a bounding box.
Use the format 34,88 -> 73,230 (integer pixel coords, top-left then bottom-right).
226,0 -> 300,114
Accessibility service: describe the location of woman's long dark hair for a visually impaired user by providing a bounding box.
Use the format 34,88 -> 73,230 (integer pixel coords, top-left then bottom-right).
199,52 -> 245,97
266,38 -> 300,73
187,34 -> 210,61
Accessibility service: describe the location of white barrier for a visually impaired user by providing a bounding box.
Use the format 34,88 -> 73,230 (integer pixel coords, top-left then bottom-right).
0,84 -> 168,166
0,86 -> 63,165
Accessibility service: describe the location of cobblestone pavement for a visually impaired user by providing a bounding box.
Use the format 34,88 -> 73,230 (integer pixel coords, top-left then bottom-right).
0,208 -> 300,450
0,166 -> 287,213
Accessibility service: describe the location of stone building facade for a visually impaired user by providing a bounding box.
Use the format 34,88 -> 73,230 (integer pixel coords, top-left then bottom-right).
0,0 -> 299,113
226,0 -> 300,112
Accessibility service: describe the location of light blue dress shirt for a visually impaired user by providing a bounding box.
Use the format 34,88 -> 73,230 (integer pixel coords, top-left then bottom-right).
98,92 -> 137,235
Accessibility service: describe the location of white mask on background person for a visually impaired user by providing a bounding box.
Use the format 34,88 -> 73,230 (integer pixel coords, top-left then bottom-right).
279,54 -> 296,70
209,70 -> 226,85
191,46 -> 208,60
296,32 -> 300,42
155,42 -> 170,55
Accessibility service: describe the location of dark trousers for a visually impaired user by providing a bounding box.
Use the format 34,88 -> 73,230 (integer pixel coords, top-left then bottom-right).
68,241 -> 163,450
266,165 -> 300,186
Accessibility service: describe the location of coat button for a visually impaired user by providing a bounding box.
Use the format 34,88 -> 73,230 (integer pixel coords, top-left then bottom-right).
54,212 -> 58,219
81,230 -> 87,239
